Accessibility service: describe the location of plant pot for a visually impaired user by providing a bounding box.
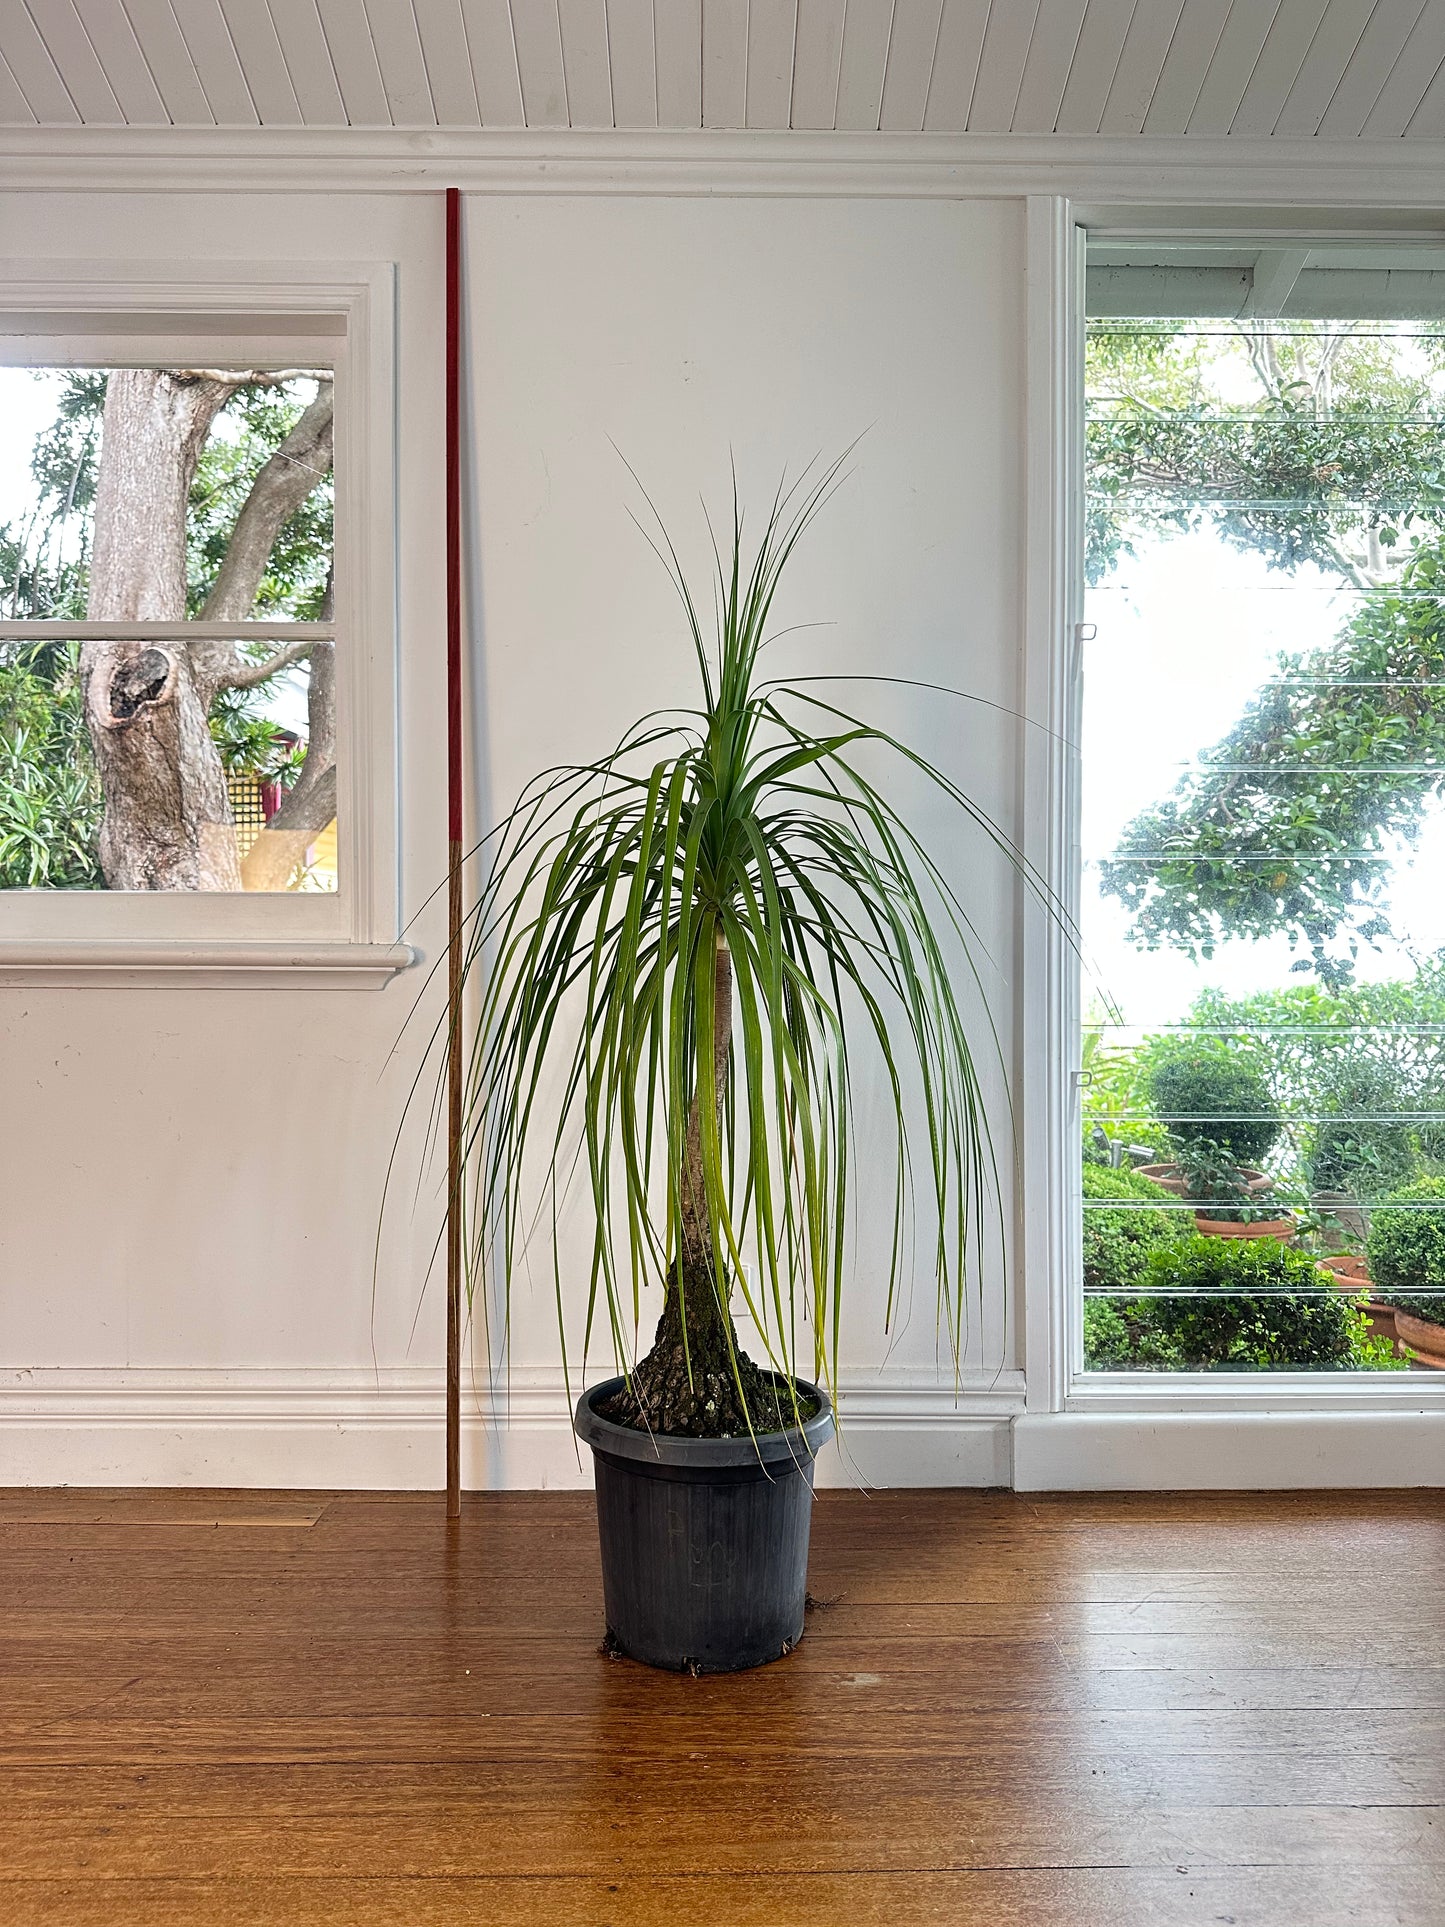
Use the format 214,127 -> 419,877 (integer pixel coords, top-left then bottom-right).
1318,1252 -> 1371,1287
1364,1298 -> 1399,1347
1135,1164 -> 1289,1239
1138,1163 -> 1274,1201
1191,1213 -> 1297,1240
1390,1310 -> 1445,1371
574,1376 -> 835,1674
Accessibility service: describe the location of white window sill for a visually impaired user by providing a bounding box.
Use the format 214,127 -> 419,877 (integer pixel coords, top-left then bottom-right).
0,941 -> 416,990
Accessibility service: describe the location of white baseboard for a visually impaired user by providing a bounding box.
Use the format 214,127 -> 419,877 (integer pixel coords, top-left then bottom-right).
0,1367 -> 1022,1490
1013,1410 -> 1445,1490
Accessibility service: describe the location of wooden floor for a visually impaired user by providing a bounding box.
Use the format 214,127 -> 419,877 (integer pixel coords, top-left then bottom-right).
2,1489 -> 1443,1926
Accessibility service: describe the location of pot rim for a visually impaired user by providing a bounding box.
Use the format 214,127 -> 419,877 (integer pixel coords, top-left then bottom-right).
574,1373 -> 835,1469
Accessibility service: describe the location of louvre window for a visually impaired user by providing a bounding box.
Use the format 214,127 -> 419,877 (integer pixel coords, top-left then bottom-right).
1080,244 -> 1445,1378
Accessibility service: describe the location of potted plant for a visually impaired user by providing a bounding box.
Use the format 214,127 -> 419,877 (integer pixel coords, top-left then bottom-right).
441,470 -> 1019,1672
1366,1175 -> 1445,1369
1138,1049 -> 1293,1239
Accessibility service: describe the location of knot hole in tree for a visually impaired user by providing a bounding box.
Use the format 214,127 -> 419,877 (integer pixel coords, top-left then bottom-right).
107,648 -> 174,726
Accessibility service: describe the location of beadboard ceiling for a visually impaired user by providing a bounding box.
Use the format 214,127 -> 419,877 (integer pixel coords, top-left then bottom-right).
3,1 -> 1445,138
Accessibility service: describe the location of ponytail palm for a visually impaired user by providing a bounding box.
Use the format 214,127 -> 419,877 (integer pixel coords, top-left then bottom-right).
456,467 -> 1013,1437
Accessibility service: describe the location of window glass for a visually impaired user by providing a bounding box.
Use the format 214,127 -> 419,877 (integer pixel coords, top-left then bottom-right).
1081,287 -> 1445,1375
0,364 -> 336,894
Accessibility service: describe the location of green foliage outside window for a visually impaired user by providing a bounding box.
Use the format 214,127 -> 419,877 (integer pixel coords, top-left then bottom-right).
0,650 -> 101,889
1088,318 -> 1445,985
1146,1045 -> 1281,1168
1083,1233 -> 1373,1372
1081,1162 -> 1190,1294
1366,1174 -> 1445,1327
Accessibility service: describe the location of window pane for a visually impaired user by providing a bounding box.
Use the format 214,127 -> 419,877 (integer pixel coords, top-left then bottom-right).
0,365 -> 336,894
1081,306 -> 1445,1375
0,635 -> 336,893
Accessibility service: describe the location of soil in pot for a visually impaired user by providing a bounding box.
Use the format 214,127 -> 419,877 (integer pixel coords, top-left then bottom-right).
576,1376 -> 835,1674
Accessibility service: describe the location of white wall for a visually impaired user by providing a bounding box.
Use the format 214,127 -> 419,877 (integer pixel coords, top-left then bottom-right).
0,186 -> 1029,1487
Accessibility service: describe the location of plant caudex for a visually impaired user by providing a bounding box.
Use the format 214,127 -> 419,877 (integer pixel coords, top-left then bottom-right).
438,464 -> 1033,1439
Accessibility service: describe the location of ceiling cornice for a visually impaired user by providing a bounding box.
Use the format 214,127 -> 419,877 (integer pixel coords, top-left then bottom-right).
1,129 -> 1444,212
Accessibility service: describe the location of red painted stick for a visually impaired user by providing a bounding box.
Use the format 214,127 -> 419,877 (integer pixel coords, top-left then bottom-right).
445,187 -> 464,1520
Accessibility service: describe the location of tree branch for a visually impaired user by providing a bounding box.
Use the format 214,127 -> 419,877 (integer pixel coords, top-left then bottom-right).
201,384 -> 334,625
214,638 -> 314,692
193,383 -> 334,701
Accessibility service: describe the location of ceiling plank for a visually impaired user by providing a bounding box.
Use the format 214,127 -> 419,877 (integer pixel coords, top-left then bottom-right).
1229,0 -> 1334,136
216,0 -> 302,122
654,0 -> 701,125
0,0 -> 81,120
1054,0 -> 1135,135
1187,0 -> 1285,134
833,0 -> 892,131
1363,0 -> 1445,129
1317,0 -> 1425,134
26,0 -> 124,121
1142,0 -> 1231,132
509,0 -> 568,123
460,0 -> 525,125
921,0 -> 988,130
702,0 -> 745,126
604,0 -> 654,127
268,0 -> 348,125
411,0 -> 482,124
363,0 -> 436,122
1012,0 -> 1087,134
880,0 -> 945,133
168,0 -> 257,123
1099,0 -> 1187,134
1404,40 -> 1445,129
314,0 -> 389,123
72,0 -> 168,123
118,0 -> 214,123
0,45 -> 36,121
558,0 -> 612,125
967,0 -> 1042,133
790,0 -> 843,127
1273,0 -> 1376,134
747,0 -> 797,127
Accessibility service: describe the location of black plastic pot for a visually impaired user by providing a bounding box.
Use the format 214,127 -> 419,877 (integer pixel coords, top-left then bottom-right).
574,1376 -> 835,1674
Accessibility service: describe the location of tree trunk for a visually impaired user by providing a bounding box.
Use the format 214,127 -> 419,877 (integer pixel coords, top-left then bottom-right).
82,370 -> 241,891
599,935 -> 782,1436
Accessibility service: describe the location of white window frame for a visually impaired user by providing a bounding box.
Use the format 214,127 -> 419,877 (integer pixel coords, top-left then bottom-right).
0,258 -> 409,989
1017,198 -> 1445,1479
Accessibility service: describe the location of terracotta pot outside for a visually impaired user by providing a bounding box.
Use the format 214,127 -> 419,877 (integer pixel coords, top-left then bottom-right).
1192,1213 -> 1296,1240
1318,1253 -> 1371,1288
1391,1310 -> 1445,1371
1138,1163 -> 1273,1200
1364,1299 -> 1399,1347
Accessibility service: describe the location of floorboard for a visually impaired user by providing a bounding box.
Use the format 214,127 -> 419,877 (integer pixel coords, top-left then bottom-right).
1,1487 -> 1441,1924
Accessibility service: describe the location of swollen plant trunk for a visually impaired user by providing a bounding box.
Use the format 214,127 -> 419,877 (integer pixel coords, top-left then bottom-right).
602,937 -> 778,1436
82,370 -> 241,891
